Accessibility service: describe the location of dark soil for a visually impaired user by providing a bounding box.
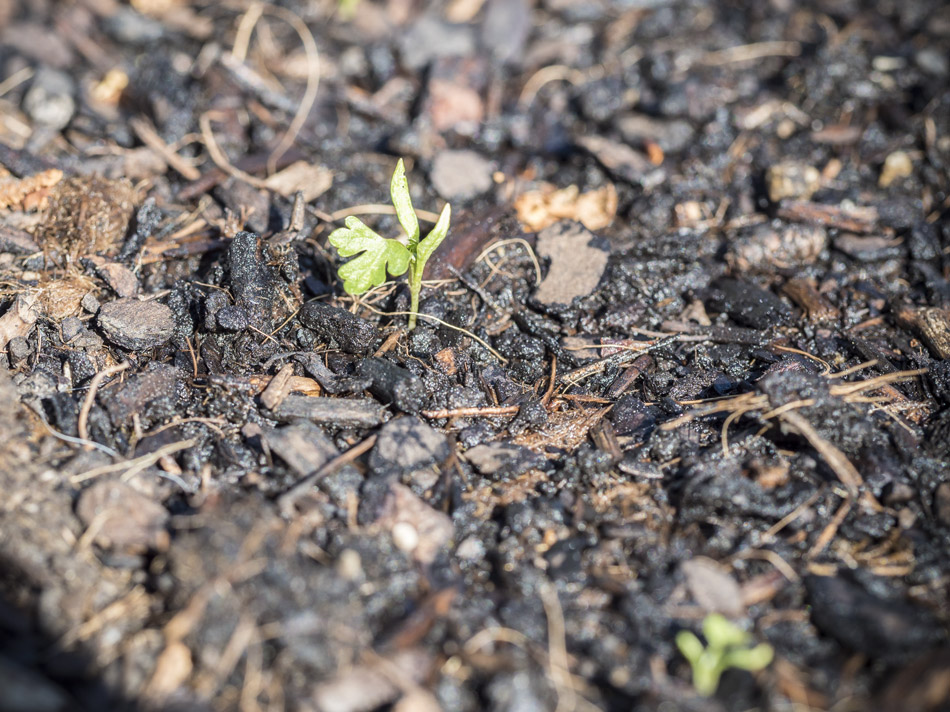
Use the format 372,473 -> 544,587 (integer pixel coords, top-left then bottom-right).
2,0 -> 950,710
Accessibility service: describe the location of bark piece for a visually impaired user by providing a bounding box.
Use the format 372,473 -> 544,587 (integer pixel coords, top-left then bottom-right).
271,395 -> 384,427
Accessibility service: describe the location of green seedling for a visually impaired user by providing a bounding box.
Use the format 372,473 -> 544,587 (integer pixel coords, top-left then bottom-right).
675,613 -> 774,697
328,159 -> 451,331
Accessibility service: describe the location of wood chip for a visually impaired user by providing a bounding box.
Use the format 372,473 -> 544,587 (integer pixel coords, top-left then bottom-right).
895,305 -> 950,359
259,363 -> 295,410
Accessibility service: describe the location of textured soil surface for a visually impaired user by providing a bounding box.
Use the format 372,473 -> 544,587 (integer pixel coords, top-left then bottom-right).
2,0 -> 950,710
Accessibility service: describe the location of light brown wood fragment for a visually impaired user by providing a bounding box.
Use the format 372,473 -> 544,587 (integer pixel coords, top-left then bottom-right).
782,278 -> 838,322
259,363 -> 296,410
895,306 -> 950,359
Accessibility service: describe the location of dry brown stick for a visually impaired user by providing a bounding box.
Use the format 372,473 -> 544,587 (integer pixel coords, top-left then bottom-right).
778,410 -> 861,491
373,329 -> 403,357
259,363 -> 295,410
779,409 -> 881,511
278,434 -> 378,515
71,439 -> 197,484
130,116 -> 202,180
421,405 -> 520,419
77,361 -> 130,448
541,355 -> 557,406
808,497 -> 853,559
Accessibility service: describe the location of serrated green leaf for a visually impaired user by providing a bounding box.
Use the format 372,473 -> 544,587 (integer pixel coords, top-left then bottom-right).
390,158 -> 420,248
415,202 -> 451,268
329,216 -> 410,294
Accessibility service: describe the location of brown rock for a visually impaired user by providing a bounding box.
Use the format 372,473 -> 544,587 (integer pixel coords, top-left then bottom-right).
76,481 -> 169,554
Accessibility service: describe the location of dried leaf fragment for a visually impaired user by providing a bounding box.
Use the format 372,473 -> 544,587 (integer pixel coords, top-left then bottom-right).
515,183 -> 617,232
0,168 -> 63,210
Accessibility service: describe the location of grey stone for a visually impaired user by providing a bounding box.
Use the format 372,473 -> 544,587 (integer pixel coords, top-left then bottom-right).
430,150 -> 494,201
23,67 -> 75,131
370,416 -> 450,476
533,221 -> 609,306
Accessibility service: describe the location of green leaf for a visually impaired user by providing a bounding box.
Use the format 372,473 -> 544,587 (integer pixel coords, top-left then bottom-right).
329,216 -> 411,294
675,631 -> 705,664
722,643 -> 774,672
702,614 -> 748,650
390,158 -> 420,249
415,203 -> 451,268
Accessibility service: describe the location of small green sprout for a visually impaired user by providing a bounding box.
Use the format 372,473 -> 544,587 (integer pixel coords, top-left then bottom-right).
328,159 -> 451,331
675,614 -> 774,697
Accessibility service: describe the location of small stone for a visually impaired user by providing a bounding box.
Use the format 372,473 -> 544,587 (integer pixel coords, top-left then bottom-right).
104,7 -> 165,44
455,536 -> 485,561
23,67 -> 75,130
705,278 -> 792,330
61,316 -> 83,343
464,441 -> 545,479
337,549 -> 363,581
376,483 -> 453,565
879,150 -> 913,188
766,161 -> 821,202
681,557 -> 745,617
916,47 -> 949,77
85,256 -> 140,297
430,150 -> 494,201
76,480 -> 169,554
81,293 -> 100,313
392,521 -> 420,554
97,298 -> 176,350
8,336 -> 31,364
370,416 -> 450,476
399,15 -> 475,71
533,221 -> 610,307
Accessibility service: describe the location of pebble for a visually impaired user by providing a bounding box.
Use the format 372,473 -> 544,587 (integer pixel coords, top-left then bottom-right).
879,150 -> 913,188
464,441 -> 546,479
97,298 -> 176,350
806,573 -> 942,662
533,220 -> 610,307
399,16 -> 475,71
705,278 -> 792,330
75,480 -> 169,554
766,161 -> 821,202
81,292 -> 100,313
370,416 -> 450,476
336,549 -> 363,581
430,150 -> 494,201
23,67 -> 75,131
391,521 -> 420,554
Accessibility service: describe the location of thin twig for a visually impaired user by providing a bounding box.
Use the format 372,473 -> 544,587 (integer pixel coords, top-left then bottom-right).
71,439 -> 197,484
328,202 -> 441,223
422,405 -> 520,419
278,434 -> 378,514
230,3 -> 321,173
357,304 -> 507,362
